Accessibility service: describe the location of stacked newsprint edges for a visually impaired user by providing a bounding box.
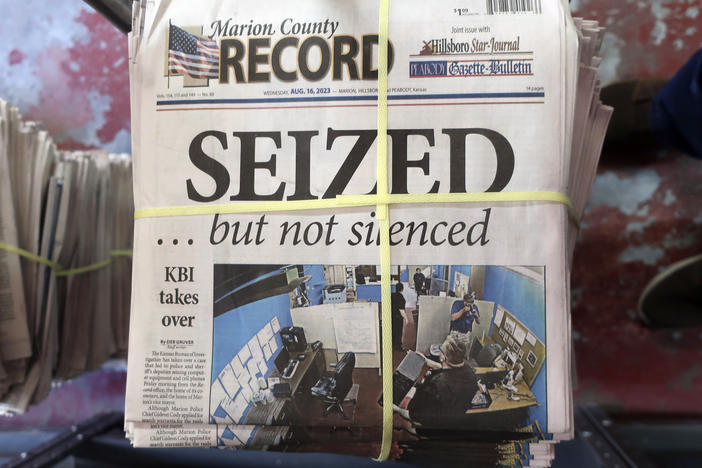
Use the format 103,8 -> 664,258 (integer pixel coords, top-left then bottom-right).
0,100 -> 133,414
125,0 -> 611,465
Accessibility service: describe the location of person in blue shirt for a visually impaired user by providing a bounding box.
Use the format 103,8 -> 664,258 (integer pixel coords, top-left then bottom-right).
450,294 -> 480,332
449,294 -> 480,356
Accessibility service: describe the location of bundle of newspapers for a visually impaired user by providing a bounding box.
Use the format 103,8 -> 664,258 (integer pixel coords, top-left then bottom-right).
126,1 -> 612,466
0,100 -> 133,414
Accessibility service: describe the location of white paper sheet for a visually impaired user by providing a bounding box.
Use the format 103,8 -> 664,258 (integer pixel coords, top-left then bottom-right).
218,364 -> 240,398
258,360 -> 268,375
247,360 -> 260,378
247,377 -> 259,395
230,355 -> 244,377
237,345 -> 251,364
236,368 -> 251,386
504,317 -> 516,335
257,322 -> 274,347
513,325 -> 527,345
248,338 -> 264,362
271,316 -> 281,333
268,336 -> 279,353
332,303 -> 377,354
526,331 -> 537,346
240,384 -> 253,402
221,392 -> 248,423
494,306 -> 505,328
210,378 -> 228,415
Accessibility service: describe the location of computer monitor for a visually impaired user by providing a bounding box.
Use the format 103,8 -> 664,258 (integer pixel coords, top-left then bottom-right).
280,326 -> 307,352
274,347 -> 291,373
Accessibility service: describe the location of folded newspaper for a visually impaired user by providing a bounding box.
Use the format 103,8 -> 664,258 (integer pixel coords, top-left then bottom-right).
0,100 -> 133,413
126,0 -> 612,465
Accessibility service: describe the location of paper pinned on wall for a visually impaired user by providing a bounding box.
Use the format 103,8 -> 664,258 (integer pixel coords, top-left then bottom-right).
504,317 -> 516,335
230,355 -> 244,377
233,393 -> 249,423
263,343 -> 272,360
237,345 -> 251,364
218,364 -> 240,399
247,360 -> 260,379
332,303 -> 377,354
258,322 -> 274,346
513,325 -> 527,345
247,377 -> 259,395
494,306 -> 505,328
258,359 -> 268,375
526,331 -> 537,346
248,338 -> 263,363
222,392 -> 248,423
240,384 -> 253,402
268,336 -> 279,353
248,336 -> 260,353
221,397 -> 241,422
236,371 -> 250,388
271,316 -> 281,333
210,378 -> 228,415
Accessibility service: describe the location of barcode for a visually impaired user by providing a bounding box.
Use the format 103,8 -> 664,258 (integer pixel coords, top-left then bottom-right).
486,0 -> 542,14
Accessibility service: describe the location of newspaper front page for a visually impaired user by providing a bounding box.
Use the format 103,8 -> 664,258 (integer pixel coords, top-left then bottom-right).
126,0 -> 573,449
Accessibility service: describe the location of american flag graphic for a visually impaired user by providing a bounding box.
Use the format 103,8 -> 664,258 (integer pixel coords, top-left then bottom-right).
168,24 -> 219,80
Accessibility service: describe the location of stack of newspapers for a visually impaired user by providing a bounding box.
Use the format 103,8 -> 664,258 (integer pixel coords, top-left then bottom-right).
125,1 -> 611,466
0,100 -> 133,413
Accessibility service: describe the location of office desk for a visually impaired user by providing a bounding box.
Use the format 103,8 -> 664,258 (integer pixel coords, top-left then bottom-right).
243,345 -> 324,425
466,366 -> 537,414
388,361 -> 536,432
473,366 -> 505,374
269,345 -> 324,396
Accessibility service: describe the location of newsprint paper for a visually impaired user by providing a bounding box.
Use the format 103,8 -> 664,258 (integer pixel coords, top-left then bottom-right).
126,0 -> 583,455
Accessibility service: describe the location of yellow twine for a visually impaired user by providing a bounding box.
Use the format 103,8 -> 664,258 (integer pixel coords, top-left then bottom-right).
375,0 -> 392,460
134,192 -> 580,228
0,242 -> 132,277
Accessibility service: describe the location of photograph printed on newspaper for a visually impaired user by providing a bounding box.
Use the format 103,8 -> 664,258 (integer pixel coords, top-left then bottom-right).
209,264 -> 546,433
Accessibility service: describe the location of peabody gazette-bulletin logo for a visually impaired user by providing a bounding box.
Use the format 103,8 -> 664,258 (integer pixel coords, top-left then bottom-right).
165,21 -> 395,87
410,37 -> 533,78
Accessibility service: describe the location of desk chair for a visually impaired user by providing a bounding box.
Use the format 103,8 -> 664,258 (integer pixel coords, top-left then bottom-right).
467,337 -> 483,366
476,343 -> 502,367
310,352 -> 356,418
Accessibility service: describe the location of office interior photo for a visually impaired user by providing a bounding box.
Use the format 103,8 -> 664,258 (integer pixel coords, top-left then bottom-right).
210,264 -> 547,447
